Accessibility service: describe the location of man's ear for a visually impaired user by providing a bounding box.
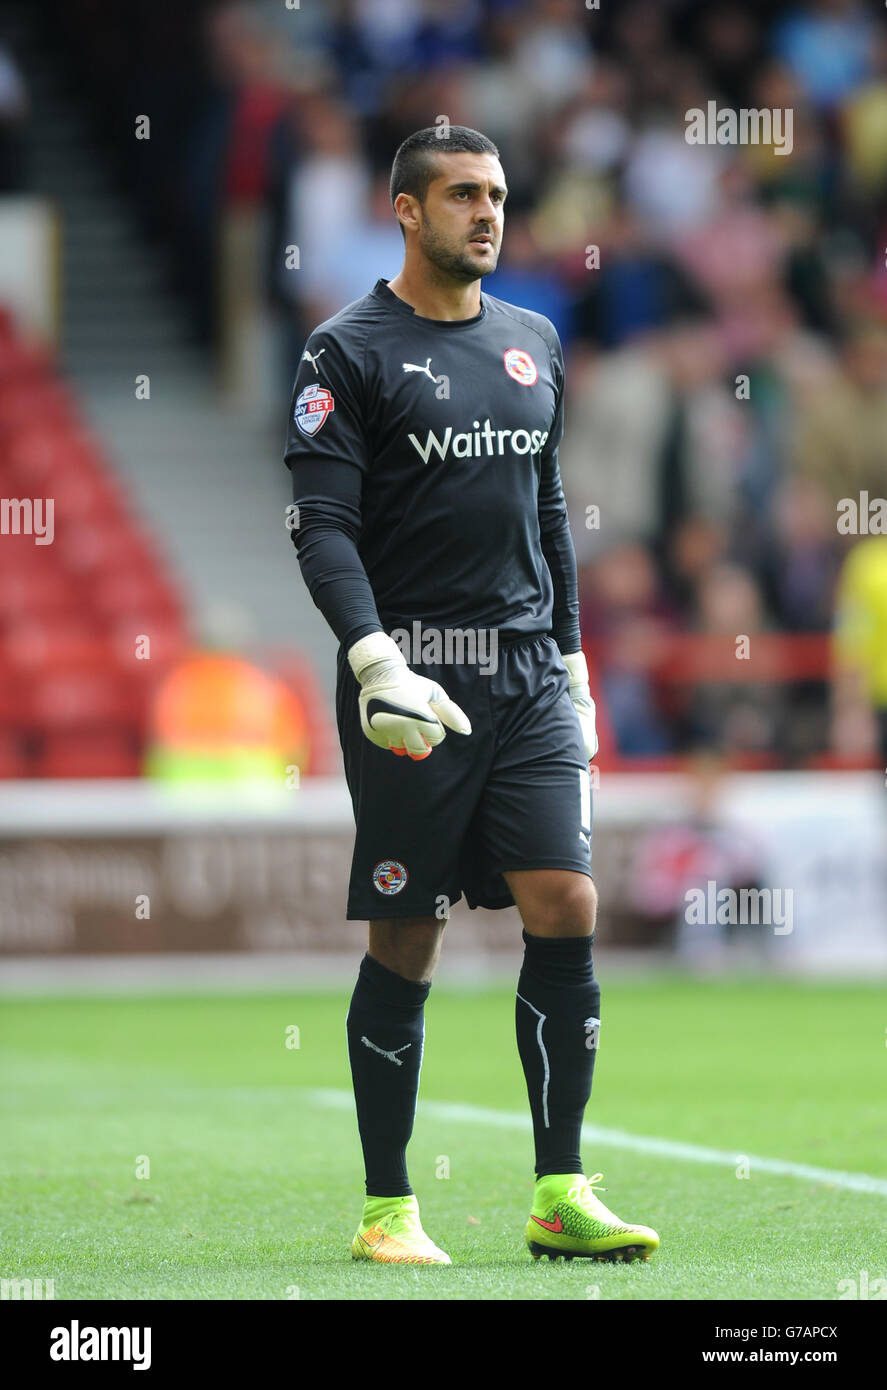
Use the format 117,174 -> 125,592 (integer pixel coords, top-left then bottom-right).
394,193 -> 420,235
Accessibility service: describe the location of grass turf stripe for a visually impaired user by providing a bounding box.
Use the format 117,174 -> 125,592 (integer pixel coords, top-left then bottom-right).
306,1087 -> 887,1198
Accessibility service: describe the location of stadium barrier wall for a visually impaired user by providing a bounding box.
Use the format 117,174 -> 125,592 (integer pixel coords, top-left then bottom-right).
0,773 -> 883,973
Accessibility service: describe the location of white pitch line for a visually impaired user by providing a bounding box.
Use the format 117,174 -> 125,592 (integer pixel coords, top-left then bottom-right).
306,1088 -> 887,1198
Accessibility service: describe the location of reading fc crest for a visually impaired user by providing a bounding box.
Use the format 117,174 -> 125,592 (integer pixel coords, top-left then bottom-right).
372,860 -> 408,895
503,348 -> 538,386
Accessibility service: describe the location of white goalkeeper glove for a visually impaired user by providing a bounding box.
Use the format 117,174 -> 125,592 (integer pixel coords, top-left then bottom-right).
347,631 -> 472,760
563,649 -> 598,761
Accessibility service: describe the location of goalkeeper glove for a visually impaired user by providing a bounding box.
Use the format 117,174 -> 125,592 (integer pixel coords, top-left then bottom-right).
347,631 -> 472,760
563,649 -> 598,761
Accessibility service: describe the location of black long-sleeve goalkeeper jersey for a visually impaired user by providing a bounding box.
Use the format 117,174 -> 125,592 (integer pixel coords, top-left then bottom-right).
283,277 -> 581,656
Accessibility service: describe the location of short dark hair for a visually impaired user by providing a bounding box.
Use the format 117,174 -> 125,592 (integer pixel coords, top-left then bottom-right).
390,126 -> 500,236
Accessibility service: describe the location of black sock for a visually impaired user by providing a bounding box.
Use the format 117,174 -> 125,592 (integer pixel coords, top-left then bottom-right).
516,929 -> 600,1178
346,953 -> 430,1198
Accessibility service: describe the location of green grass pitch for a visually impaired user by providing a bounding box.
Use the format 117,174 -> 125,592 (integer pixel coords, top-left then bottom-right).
2,976 -> 886,1300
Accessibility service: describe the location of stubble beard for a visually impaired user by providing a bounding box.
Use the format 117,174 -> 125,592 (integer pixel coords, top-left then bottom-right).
419,213 -> 499,283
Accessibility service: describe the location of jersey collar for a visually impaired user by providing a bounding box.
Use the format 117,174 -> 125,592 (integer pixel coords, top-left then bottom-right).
372,278 -> 487,329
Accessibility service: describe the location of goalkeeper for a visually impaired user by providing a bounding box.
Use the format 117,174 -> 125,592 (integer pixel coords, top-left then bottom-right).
284,126 -> 659,1266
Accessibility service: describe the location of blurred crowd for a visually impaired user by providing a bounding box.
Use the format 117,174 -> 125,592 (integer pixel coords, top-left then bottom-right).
13,0 -> 887,763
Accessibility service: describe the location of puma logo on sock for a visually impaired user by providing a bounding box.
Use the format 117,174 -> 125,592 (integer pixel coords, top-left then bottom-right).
361,1036 -> 412,1066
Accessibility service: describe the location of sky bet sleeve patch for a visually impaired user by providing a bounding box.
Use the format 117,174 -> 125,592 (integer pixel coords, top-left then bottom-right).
293,383 -> 335,437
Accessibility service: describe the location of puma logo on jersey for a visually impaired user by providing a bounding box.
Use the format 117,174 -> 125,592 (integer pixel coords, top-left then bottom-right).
402,357 -> 437,381
407,419 -> 550,464
302,347 -> 326,374
361,1036 -> 412,1066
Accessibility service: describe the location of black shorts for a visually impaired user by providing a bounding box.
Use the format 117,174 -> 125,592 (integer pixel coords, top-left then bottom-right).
335,633 -> 593,920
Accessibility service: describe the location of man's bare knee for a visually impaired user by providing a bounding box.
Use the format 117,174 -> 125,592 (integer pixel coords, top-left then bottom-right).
368,916 -> 446,983
507,871 -> 598,938
539,878 -> 596,936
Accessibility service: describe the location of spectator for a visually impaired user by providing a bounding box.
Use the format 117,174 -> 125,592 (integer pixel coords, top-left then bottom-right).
297,171 -> 405,321
686,562 -> 780,756
277,94 -> 368,358
579,543 -> 677,755
792,325 -> 887,504
764,475 -> 841,632
832,537 -> 887,765
773,0 -> 872,113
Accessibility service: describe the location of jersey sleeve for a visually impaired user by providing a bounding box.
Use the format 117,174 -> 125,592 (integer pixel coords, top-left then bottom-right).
284,324 -> 383,649
537,328 -> 582,656
284,327 -> 372,475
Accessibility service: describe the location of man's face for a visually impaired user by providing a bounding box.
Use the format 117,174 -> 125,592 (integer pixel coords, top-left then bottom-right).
408,152 -> 507,282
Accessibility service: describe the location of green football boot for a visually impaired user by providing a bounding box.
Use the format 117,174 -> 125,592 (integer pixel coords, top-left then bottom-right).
527,1172 -> 659,1262
351,1195 -> 451,1265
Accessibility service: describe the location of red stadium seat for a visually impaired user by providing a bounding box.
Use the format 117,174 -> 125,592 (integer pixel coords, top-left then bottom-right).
0,671 -> 35,727
0,384 -> 77,439
0,310 -> 188,776
0,533 -> 52,575
4,426 -> 70,486
55,522 -> 159,580
31,668 -> 140,731
40,469 -> 130,523
0,339 -> 54,387
0,730 -> 30,778
0,571 -> 80,622
5,440 -> 128,515
2,624 -> 116,675
88,573 -> 182,622
35,729 -> 141,778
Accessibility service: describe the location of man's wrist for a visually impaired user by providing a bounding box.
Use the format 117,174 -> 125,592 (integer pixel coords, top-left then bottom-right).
347,630 -> 403,683
562,649 -> 589,687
